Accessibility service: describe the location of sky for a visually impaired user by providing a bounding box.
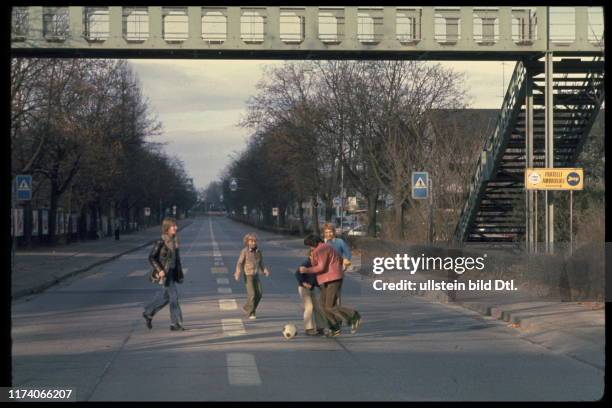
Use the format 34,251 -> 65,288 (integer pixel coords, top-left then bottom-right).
129,59 -> 512,190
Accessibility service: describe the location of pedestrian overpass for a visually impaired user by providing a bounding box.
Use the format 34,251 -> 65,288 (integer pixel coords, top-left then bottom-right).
11,6 -> 605,245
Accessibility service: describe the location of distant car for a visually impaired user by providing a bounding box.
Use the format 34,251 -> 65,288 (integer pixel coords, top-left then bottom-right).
347,225 -> 367,236
347,223 -> 382,237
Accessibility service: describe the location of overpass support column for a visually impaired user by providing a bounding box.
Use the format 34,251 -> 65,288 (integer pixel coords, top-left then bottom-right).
544,51 -> 554,253
525,74 -> 535,253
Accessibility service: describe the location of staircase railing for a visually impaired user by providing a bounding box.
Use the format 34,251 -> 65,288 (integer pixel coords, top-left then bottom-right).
566,55 -> 605,164
454,61 -> 527,243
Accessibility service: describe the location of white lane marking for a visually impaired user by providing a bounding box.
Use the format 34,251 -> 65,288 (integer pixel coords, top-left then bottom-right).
221,319 -> 246,336
127,269 -> 148,277
214,261 -> 225,266
211,267 -> 228,274
218,287 -> 232,294
217,277 -> 230,285
219,299 -> 238,311
227,353 -> 262,386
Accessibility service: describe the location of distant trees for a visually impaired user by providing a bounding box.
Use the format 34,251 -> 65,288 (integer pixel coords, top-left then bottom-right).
11,58 -> 197,245
211,60 -> 479,241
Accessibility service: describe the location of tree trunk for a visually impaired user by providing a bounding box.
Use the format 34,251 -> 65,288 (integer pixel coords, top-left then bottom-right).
48,183 -> 59,245
393,194 -> 405,241
324,198 -> 334,222
312,197 -> 320,235
24,201 -> 32,249
79,205 -> 87,240
281,206 -> 287,228
88,202 -> 98,240
366,190 -> 379,238
298,200 -> 306,236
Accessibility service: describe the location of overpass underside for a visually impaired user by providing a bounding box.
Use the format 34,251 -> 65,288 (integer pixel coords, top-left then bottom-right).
10,7 -> 603,60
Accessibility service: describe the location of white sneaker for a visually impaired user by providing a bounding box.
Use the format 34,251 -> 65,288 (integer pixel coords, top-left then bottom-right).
248,314 -> 257,320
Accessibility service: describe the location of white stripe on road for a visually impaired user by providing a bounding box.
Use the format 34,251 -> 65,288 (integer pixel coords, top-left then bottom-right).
218,299 -> 238,311
218,287 -> 232,294
212,267 -> 228,274
217,277 -> 230,285
221,319 -> 246,336
127,269 -> 148,277
226,353 -> 262,386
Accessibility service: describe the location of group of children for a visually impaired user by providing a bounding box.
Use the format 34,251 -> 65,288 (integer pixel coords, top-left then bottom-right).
234,223 -> 361,337
144,218 -> 361,336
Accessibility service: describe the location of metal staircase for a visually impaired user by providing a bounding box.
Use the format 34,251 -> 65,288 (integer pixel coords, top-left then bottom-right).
454,55 -> 605,243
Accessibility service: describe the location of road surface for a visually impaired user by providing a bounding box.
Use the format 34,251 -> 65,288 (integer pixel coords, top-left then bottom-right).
12,216 -> 604,401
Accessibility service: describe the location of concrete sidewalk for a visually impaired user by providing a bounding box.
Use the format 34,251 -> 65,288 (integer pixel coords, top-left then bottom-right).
12,219 -> 192,300
456,295 -> 604,370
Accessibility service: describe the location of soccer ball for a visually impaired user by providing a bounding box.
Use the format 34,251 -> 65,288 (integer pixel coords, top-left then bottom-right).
282,324 -> 298,339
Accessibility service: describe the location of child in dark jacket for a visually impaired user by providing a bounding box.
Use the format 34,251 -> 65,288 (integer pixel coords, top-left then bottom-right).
295,254 -> 328,336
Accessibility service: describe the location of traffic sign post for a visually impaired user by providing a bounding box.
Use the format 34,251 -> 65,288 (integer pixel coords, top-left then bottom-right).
16,175 -> 32,201
412,172 -> 429,199
525,168 -> 583,190
525,168 -> 583,254
272,207 -> 279,228
570,190 -> 573,255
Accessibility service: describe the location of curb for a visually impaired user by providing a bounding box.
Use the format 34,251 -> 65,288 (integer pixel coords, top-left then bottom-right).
12,221 -> 193,301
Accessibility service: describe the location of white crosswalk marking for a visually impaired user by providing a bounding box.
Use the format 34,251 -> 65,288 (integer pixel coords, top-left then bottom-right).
227,353 -> 262,386
218,299 -> 238,311
221,319 -> 246,336
217,277 -> 230,285
211,267 -> 228,274
217,287 -> 232,294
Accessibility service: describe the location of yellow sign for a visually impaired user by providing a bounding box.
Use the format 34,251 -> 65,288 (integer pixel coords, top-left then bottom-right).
525,168 -> 583,190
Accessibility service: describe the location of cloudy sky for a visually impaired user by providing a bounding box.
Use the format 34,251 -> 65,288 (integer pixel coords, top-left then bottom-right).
129,59 -> 511,190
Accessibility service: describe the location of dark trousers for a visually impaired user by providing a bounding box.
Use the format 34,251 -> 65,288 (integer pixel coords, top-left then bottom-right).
144,278 -> 183,326
243,274 -> 262,315
319,279 -> 356,330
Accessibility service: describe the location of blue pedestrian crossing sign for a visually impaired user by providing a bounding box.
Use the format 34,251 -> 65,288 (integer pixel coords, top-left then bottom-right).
412,172 -> 429,199
15,175 -> 32,201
